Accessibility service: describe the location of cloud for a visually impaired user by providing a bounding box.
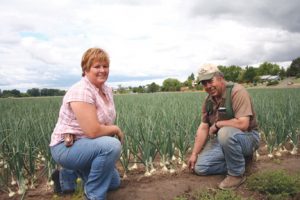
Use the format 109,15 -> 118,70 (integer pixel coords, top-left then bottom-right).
0,0 -> 299,91
186,0 -> 300,32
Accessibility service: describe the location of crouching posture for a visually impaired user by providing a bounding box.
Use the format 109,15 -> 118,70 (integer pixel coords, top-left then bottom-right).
188,64 -> 259,190
49,47 -> 124,200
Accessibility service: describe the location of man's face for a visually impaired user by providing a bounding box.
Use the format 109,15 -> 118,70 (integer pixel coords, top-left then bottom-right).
201,76 -> 223,97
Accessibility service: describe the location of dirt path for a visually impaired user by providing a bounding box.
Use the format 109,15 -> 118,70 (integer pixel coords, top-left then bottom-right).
107,156 -> 300,200
2,141 -> 300,200
8,154 -> 297,200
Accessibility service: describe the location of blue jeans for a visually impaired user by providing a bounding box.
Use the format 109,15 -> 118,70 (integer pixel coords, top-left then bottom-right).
194,127 -> 259,176
50,136 -> 121,200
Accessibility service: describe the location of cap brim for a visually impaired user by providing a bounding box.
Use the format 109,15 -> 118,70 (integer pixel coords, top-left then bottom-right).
198,73 -> 215,83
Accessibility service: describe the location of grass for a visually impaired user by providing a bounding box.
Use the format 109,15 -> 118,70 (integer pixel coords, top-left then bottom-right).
247,170 -> 300,200
293,78 -> 300,84
174,188 -> 253,200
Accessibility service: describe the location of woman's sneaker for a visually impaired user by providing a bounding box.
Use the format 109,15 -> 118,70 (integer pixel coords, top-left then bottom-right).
51,169 -> 62,194
51,169 -> 75,195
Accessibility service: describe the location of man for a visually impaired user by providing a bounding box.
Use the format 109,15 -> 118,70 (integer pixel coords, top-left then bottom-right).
188,64 -> 259,190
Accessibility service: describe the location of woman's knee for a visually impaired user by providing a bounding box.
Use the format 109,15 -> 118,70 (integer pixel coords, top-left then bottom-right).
109,137 -> 121,157
91,136 -> 121,157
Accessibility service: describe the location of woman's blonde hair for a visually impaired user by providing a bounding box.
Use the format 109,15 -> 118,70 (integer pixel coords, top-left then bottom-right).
81,47 -> 110,77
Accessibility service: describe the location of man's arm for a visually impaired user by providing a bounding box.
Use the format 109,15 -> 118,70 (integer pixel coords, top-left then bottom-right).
217,85 -> 252,132
215,116 -> 250,132
188,122 -> 209,171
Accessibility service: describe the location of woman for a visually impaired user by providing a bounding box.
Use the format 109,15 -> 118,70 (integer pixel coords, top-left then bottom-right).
49,47 -> 124,200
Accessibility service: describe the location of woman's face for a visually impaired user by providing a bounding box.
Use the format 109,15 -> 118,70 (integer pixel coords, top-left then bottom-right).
85,60 -> 109,88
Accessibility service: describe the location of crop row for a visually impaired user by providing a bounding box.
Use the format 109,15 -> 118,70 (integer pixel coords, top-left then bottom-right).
0,89 -> 299,196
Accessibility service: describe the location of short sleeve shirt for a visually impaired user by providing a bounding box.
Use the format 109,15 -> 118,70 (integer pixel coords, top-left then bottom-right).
201,83 -> 258,131
49,76 -> 116,146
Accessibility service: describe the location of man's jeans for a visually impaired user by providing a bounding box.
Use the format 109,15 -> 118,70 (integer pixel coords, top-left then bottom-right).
194,127 -> 259,176
50,136 -> 121,200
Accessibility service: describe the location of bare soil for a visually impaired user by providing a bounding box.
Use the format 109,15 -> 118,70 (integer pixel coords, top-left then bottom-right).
1,142 -> 300,200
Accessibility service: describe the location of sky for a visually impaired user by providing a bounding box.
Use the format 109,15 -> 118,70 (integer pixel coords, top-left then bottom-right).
1,0 -> 300,91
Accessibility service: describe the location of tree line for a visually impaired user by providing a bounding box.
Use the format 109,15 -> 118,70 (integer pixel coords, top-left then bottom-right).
118,58 -> 300,94
1,57 -> 300,97
0,88 -> 66,98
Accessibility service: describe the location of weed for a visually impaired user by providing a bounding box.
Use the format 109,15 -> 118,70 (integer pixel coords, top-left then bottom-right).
175,188 -> 252,200
247,170 -> 300,199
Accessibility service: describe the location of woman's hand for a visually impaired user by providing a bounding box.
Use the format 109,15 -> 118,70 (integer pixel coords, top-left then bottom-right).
114,126 -> 125,145
70,102 -> 124,139
64,133 -> 75,147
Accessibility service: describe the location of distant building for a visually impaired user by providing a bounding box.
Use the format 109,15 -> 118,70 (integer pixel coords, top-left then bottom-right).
192,80 -> 197,87
260,75 -> 280,82
180,86 -> 189,92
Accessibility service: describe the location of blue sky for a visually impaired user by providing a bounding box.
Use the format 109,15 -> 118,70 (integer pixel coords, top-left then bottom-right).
0,0 -> 299,91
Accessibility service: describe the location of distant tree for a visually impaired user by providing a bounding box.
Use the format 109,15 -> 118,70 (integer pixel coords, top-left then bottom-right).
183,80 -> 189,87
2,89 -> 21,97
27,88 -> 40,96
41,88 -> 48,96
218,65 -> 242,82
21,93 -> 30,97
242,66 -> 257,83
147,82 -> 160,93
40,88 -> 65,96
183,73 -> 196,88
138,86 -> 146,93
237,70 -> 245,83
161,78 -> 181,91
195,84 -> 203,91
279,67 -> 286,79
49,89 -> 58,96
2,90 -> 10,97
132,86 -> 146,93
187,73 -> 195,81
117,85 -> 127,94
58,90 -> 66,96
257,62 -> 280,76
0,89 -> 2,97
11,89 -> 21,97
287,57 -> 300,77
132,87 -> 138,93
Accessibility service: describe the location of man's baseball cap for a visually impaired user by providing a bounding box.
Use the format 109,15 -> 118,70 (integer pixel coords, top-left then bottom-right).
197,64 -> 220,83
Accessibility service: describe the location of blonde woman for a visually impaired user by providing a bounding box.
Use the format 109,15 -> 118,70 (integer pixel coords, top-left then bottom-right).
50,47 -> 124,200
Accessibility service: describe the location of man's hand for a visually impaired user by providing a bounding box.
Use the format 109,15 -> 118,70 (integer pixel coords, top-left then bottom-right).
188,153 -> 198,172
209,122 -> 219,136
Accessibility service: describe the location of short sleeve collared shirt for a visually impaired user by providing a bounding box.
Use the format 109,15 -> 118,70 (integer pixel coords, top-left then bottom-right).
49,76 -> 116,146
201,83 -> 258,131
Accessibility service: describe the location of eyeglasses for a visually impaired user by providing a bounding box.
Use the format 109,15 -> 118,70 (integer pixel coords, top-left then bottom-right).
200,79 -> 213,86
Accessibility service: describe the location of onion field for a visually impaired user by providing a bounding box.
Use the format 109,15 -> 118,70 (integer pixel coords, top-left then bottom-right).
0,88 -> 299,197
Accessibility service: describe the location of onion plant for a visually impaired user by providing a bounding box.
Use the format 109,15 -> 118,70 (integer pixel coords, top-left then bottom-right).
1,88 -> 300,198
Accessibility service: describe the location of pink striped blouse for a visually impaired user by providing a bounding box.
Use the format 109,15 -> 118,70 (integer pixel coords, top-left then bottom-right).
49,76 -> 116,146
